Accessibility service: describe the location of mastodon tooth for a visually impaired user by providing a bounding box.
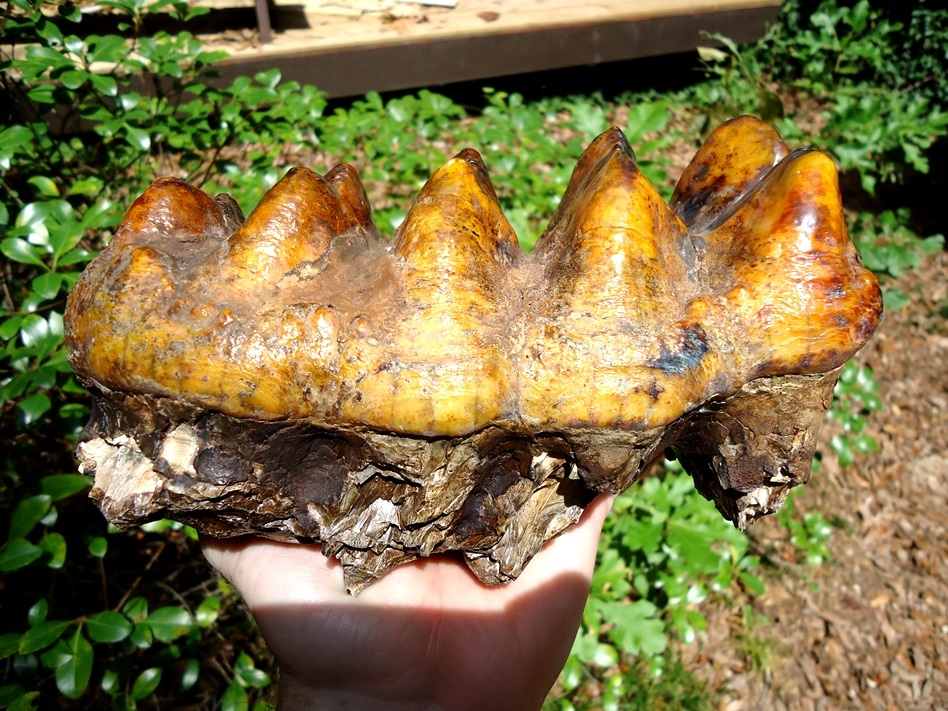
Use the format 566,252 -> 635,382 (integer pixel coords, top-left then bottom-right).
64,116 -> 882,593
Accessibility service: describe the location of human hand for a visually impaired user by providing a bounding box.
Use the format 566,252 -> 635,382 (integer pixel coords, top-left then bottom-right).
202,494 -> 613,711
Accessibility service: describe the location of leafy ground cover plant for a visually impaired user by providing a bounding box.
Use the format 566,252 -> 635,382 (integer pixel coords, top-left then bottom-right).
824,361 -> 883,469
546,461 -> 767,710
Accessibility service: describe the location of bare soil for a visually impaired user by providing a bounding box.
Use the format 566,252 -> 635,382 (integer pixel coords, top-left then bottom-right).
686,250 -> 948,711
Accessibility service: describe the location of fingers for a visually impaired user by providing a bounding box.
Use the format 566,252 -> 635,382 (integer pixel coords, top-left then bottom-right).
201,536 -> 347,607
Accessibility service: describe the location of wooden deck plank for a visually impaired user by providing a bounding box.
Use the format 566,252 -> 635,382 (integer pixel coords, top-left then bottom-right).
209,0 -> 780,97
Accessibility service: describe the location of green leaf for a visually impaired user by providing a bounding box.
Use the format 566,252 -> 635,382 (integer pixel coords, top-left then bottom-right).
40,474 -> 92,502
220,679 -> 249,711
0,633 -> 23,660
195,595 -> 221,627
882,287 -> 910,311
1,315 -> 24,341
570,631 -> 618,668
853,434 -> 879,454
739,571 -> 766,596
17,393 -> 52,426
559,655 -> 583,691
38,532 -> 67,569
0,539 -> 44,572
9,495 -> 52,540
919,234 -> 945,255
100,668 -> 120,694
36,15 -> 65,43
19,619 -> 71,654
129,622 -> 153,649
598,600 -> 667,657
124,125 -> 151,151
80,198 -> 117,231
85,611 -> 132,643
40,640 -> 72,670
87,536 -> 108,558
180,658 -> 200,690
89,34 -> 128,64
123,596 -> 149,621
69,176 -> 105,197
255,67 -> 281,89
626,100 -> 670,141
12,652 -> 39,684
88,73 -> 118,97
30,272 -> 66,300
27,176 -> 59,198
130,667 -> 162,701
666,518 -> 724,575
54,627 -> 93,699
590,548 -> 631,601
26,83 -> 56,105
60,3 -> 83,21
58,69 -> 88,90
0,124 -> 33,152
1,237 -> 46,267
234,652 -> 269,688
147,606 -> 194,643
59,248 -> 95,267
18,313 -> 49,346
0,684 -> 35,709
24,45 -> 74,71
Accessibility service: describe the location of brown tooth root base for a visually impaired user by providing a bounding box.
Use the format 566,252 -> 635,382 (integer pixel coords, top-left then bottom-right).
66,116 -> 882,594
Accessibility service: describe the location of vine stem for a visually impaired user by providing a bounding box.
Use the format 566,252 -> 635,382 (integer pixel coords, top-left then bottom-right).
113,540 -> 166,612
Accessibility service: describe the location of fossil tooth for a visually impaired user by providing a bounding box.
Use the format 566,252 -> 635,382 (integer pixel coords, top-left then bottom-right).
340,148 -> 520,437
525,126 -> 699,430
670,114 -> 789,232
65,116 -> 882,593
699,148 -> 883,377
223,165 -> 371,286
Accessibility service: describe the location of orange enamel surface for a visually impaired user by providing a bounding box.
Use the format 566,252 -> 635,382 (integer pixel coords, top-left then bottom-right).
670,115 -> 789,233
65,117 -> 881,436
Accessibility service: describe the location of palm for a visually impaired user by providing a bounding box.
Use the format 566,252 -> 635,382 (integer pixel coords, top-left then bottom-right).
202,495 -> 613,711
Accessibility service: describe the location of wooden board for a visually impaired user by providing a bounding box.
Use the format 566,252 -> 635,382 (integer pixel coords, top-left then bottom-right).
208,0 -> 781,97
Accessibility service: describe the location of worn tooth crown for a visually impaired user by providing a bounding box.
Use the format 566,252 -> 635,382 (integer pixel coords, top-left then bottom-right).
65,116 -> 882,593
670,115 -> 790,232
524,127 -> 700,429
66,124 -> 879,434
339,149 -> 520,436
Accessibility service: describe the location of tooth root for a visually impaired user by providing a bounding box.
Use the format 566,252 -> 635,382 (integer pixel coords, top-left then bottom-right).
340,150 -> 521,436
225,167 -> 357,284
703,148 -> 882,375
521,133 -> 704,430
671,116 -> 789,234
